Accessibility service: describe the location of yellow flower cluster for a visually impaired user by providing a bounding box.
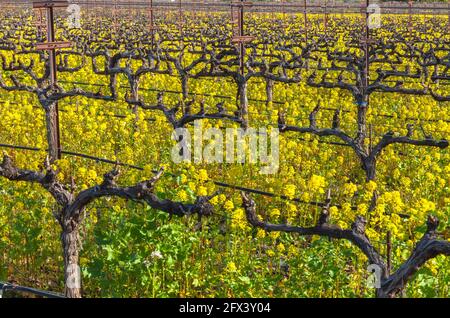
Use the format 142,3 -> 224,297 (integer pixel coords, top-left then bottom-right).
308,175 -> 326,194
283,184 -> 296,199
0,11 -> 449,297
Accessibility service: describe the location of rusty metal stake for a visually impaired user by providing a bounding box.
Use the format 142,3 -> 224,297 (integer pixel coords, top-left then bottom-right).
364,0 -> 370,93
47,5 -> 61,160
179,0 -> 183,35
231,1 -> 254,76
149,0 -> 155,46
33,8 -> 46,34
386,230 -> 392,274
239,0 -> 244,76
33,0 -> 72,161
447,0 -> 450,33
304,0 -> 308,45
408,0 -> 413,36
113,0 -> 118,33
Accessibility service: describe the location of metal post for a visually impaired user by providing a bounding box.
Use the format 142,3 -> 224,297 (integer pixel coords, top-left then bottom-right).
39,8 -> 45,33
33,1 -> 72,162
179,0 -> 183,35
333,0 -> 336,20
93,0 -> 97,22
447,0 -> 450,33
271,0 -> 274,22
231,0 -> 254,75
33,8 -> 46,35
46,6 -> 61,160
408,0 -> 412,36
103,0 -> 106,29
364,0 -> 370,93
304,0 -> 308,45
85,0 -> 89,25
239,0 -> 244,76
47,8 -> 56,84
386,231 -> 392,274
230,0 -> 253,128
149,0 -> 155,46
113,0 -> 118,33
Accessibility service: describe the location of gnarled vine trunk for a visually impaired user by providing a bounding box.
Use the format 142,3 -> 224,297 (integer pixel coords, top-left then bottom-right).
237,81 -> 248,129
130,77 -> 140,121
265,78 -> 274,105
363,157 -> 376,182
44,102 -> 60,163
355,95 -> 369,149
61,223 -> 81,298
181,74 -> 189,100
